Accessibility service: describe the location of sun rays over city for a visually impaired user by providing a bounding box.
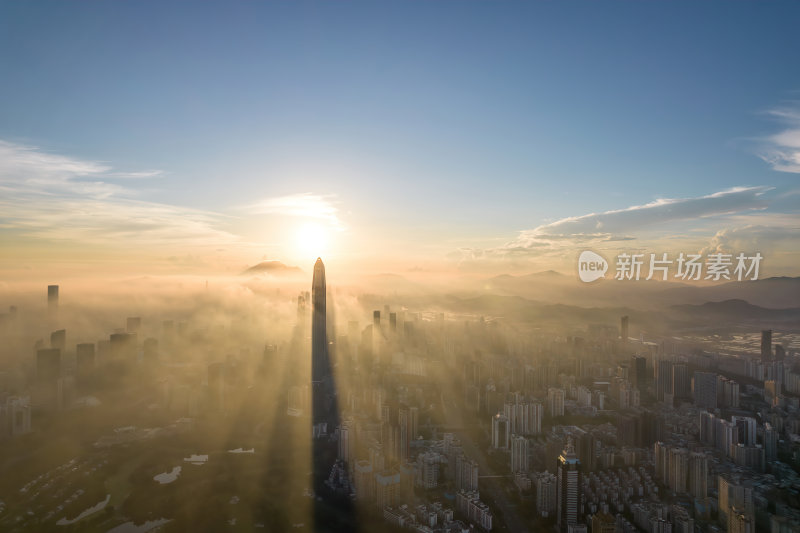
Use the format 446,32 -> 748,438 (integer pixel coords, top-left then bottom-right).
1,2 -> 799,533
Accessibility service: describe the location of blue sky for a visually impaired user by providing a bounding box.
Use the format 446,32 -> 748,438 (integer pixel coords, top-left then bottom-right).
0,1 -> 798,275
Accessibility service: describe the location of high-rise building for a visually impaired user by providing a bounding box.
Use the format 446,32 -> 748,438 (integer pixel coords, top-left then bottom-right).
689,452 -> 708,499
511,434 -> 529,473
311,258 -> 335,438
492,413 -> 510,449
672,364 -> 690,399
656,359 -> 673,402
732,416 -> 757,446
375,469 -> 401,510
47,284 -> 58,322
548,387 -> 565,417
719,475 -> 754,528
620,315 -> 629,341
50,329 -> 66,351
764,423 -> 778,462
557,439 -> 582,532
631,355 -> 647,388
535,471 -> 557,518
761,329 -> 773,361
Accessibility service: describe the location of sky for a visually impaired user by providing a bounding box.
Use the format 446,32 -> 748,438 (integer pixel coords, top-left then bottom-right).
0,1 -> 799,280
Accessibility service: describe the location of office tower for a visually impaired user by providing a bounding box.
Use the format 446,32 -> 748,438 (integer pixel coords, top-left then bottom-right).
389,312 -> 397,332
557,439 -> 582,532
50,329 -> 66,351
656,359 -> 673,402
632,355 -> 646,388
548,387 -> 565,417
35,348 -> 61,411
511,434 -> 529,472
689,452 -> 708,499
672,364 -> 690,399
592,513 -> 616,533
311,258 -> 334,438
761,329 -> 773,361
491,413 -> 509,449
47,284 -> 58,320
110,332 -> 136,360
620,315 -> 629,341
576,431 -> 596,472
373,310 -> 380,328
535,471 -> 557,517
693,372 -> 718,409
126,317 -> 141,333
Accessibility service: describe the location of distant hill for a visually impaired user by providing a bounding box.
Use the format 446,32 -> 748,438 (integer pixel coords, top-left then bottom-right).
670,298 -> 800,323
241,261 -> 302,276
661,276 -> 800,309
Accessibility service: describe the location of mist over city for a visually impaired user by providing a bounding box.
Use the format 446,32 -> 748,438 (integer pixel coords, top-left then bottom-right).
1,2 -> 800,533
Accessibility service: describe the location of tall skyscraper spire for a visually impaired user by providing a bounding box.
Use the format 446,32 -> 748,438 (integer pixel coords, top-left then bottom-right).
311,257 -> 333,438
312,258 -> 327,385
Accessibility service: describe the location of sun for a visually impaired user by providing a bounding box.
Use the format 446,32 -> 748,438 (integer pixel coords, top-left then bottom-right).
294,222 -> 330,260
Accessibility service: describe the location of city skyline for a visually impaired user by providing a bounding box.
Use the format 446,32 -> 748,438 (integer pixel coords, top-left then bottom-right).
1,3 -> 799,533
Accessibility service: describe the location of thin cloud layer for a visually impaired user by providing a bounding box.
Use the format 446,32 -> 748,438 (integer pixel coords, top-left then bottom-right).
0,140 -> 240,247
505,186 -> 770,251
756,104 -> 800,173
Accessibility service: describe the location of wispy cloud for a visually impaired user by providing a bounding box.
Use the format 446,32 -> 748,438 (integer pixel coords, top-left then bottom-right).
755,103 -> 800,173
504,186 -> 770,252
449,186 -> 781,269
245,193 -> 344,229
0,140 -> 239,247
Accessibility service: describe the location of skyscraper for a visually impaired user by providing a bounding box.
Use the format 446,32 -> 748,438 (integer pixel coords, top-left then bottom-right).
47,284 -> 59,323
557,439 -> 582,532
761,329 -> 772,361
311,258 -> 334,438
620,315 -> 629,341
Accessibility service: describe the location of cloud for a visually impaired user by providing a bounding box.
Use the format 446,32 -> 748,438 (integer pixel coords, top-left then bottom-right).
702,224 -> 800,256
755,103 -> 800,173
0,140 -> 240,247
504,186 -> 770,252
245,193 -> 344,229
